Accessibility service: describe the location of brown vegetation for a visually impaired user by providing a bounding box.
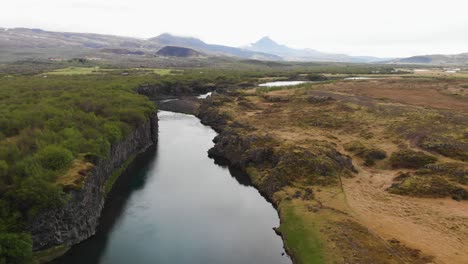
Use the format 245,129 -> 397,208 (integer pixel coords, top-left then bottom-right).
201,77 -> 468,263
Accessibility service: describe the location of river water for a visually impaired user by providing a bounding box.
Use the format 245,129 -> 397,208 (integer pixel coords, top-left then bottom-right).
54,111 -> 290,264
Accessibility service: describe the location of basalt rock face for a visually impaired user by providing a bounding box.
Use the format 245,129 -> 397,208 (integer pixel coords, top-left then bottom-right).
207,130 -> 285,198
26,113 -> 158,251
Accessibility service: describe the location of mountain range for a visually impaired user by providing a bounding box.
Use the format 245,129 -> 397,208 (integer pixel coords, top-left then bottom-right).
244,36 -> 387,63
0,27 -> 467,65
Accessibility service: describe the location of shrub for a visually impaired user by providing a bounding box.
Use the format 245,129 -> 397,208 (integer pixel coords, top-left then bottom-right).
388,175 -> 468,200
418,162 -> 467,184
389,149 -> 437,169
273,150 -> 342,186
35,145 -> 73,171
7,176 -> 67,215
103,122 -> 123,143
0,232 -> 33,264
418,135 -> 468,161
344,141 -> 387,166
0,161 -> 8,178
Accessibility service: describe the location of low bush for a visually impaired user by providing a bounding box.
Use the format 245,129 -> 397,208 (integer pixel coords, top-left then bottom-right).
418,135 -> 468,161
389,149 -> 437,169
388,175 -> 468,200
344,141 -> 387,166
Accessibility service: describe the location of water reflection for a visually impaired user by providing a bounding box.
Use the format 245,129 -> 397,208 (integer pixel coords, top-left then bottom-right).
54,111 -> 290,264
52,146 -> 158,264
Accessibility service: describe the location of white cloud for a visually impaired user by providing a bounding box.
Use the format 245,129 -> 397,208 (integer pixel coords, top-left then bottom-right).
1,0 -> 467,57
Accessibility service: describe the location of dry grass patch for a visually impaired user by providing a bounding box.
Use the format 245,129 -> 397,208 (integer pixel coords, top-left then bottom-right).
55,157 -> 94,191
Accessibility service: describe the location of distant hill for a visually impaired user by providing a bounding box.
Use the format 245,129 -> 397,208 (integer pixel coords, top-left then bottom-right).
101,48 -> 145,55
156,46 -> 202,57
0,27 -> 161,62
149,33 -> 281,61
244,36 -> 387,63
388,53 -> 468,65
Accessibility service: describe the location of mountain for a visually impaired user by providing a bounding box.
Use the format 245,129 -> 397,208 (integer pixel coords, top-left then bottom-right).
149,33 -> 281,61
0,27 -> 163,62
245,36 -> 386,63
156,46 -> 202,57
0,28 -> 281,62
3,27 -> 466,65
388,53 -> 468,65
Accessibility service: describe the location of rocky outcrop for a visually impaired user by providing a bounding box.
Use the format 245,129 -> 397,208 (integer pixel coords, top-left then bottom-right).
198,96 -> 230,133
26,114 -> 158,251
157,97 -> 201,115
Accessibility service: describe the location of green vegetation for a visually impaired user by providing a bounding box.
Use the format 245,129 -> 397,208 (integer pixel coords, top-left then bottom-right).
0,68 -> 298,262
32,244 -> 70,264
0,232 -> 33,264
0,74 -> 155,262
45,67 -> 101,75
44,67 -> 175,76
279,202 -> 326,263
389,149 -> 437,169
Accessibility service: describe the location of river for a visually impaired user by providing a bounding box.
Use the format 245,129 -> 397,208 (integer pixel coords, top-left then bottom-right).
53,111 -> 290,264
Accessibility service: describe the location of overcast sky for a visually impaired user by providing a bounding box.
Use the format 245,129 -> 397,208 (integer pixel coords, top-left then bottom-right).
1,0 -> 467,57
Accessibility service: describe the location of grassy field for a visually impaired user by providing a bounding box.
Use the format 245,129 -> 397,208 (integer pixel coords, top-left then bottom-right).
44,66 -> 102,75
43,66 -> 176,76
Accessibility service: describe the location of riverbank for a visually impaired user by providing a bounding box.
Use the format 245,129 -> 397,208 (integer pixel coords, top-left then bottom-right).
28,113 -> 158,262
51,111 -> 290,264
196,81 -> 468,263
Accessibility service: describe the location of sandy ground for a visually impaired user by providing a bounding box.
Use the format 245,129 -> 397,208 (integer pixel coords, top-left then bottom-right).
342,166 -> 468,264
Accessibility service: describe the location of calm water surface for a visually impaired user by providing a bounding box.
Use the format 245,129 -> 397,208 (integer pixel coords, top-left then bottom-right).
258,81 -> 307,87
54,111 -> 290,264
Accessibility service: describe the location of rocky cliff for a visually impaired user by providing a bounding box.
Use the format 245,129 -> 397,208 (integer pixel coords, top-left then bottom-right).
26,113 -> 158,251
197,96 -> 356,200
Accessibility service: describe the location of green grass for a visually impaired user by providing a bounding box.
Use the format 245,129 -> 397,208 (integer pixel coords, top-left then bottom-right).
104,154 -> 136,196
45,67 -> 178,76
44,67 -> 102,75
143,68 -> 173,75
279,202 -> 326,263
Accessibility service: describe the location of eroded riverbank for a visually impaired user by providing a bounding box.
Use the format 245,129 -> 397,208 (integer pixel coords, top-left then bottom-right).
53,111 -> 290,264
